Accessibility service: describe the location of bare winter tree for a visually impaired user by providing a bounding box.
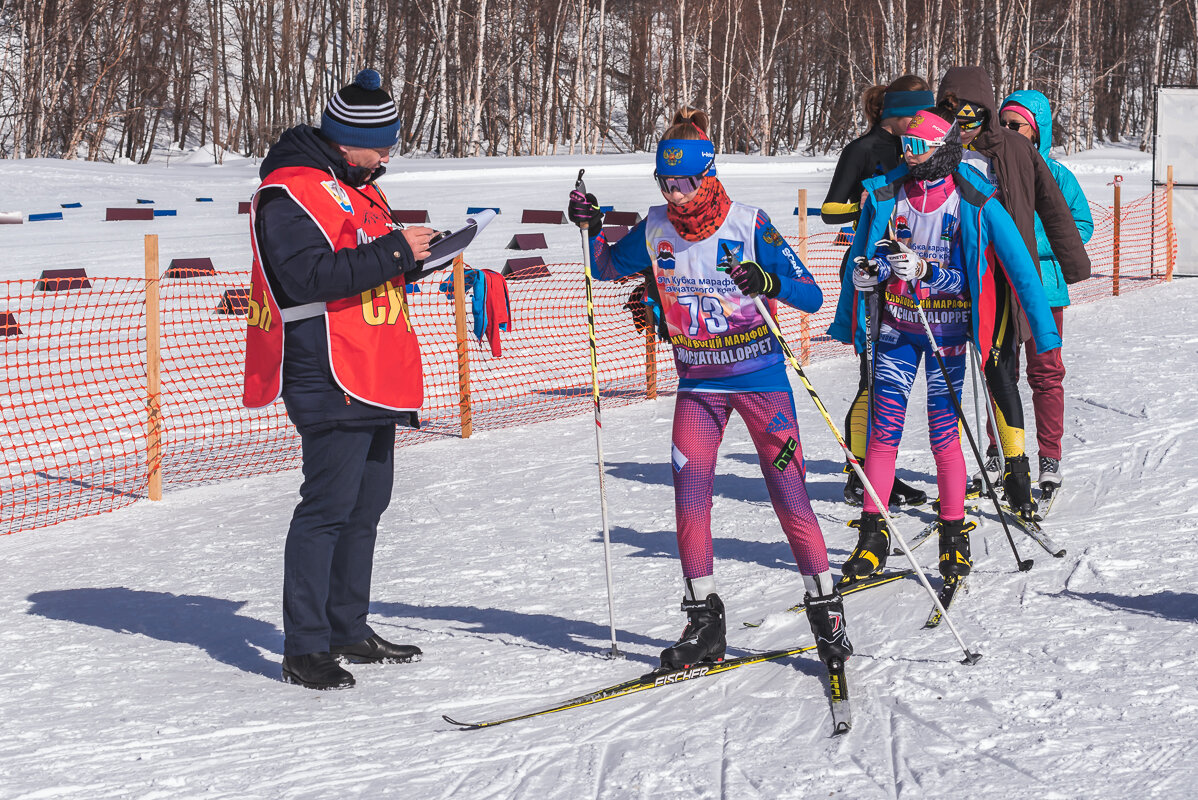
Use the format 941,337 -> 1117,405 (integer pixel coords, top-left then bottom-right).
0,0 -> 1191,160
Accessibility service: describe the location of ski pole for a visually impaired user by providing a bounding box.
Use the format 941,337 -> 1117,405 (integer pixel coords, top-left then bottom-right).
574,168 -> 623,660
721,246 -> 981,665
899,267 -> 1033,573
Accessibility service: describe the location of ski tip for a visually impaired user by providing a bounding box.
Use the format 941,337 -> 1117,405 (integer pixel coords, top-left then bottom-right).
442,715 -> 479,729
961,651 -> 983,666
1052,548 -> 1067,558
832,720 -> 852,736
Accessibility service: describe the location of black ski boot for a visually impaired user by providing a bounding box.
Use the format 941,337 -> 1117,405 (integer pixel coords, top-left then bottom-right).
844,467 -> 927,508
659,593 -> 726,670
938,518 -> 977,579
841,512 -> 890,583
843,467 -> 864,505
804,589 -> 854,666
890,477 -> 928,507
1003,454 -> 1037,518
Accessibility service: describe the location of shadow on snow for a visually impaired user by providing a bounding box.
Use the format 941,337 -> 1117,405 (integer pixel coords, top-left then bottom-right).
370,599 -> 673,668
25,587 -> 282,678
1062,589 -> 1198,624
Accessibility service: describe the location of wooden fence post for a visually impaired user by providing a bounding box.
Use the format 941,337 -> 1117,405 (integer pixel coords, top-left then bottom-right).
1113,182 -> 1121,297
1166,165 -> 1175,282
144,234 -> 162,501
797,188 -> 811,365
452,255 -> 472,438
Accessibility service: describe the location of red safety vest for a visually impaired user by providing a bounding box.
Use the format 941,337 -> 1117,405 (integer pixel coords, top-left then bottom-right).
242,166 -> 423,410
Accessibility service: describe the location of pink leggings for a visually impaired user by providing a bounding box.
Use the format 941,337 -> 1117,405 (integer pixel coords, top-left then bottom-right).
671,391 -> 830,579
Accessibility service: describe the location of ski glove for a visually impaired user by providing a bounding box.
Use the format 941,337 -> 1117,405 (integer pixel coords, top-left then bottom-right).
879,237 -> 928,282
851,255 -> 888,292
623,283 -> 653,335
729,260 -> 780,298
567,190 -> 604,236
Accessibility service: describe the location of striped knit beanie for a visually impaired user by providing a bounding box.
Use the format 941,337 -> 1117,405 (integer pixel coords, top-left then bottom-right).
320,69 -> 401,149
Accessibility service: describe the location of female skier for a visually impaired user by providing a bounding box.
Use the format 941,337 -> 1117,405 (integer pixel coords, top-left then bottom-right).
996,89 -> 1093,507
821,74 -> 934,508
566,107 -> 851,672
827,99 -> 1062,583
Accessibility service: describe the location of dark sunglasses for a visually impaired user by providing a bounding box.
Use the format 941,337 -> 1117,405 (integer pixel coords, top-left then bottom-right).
655,173 -> 704,194
1001,120 -> 1030,131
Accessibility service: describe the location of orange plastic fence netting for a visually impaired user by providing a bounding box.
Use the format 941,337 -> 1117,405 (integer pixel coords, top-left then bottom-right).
0,188 -> 1176,535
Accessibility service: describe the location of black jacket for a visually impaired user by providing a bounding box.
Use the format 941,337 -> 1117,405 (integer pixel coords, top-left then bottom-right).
821,125 -> 903,226
255,125 -> 421,433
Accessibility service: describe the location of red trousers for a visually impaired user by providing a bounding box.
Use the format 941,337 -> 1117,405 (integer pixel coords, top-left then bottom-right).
1023,307 -> 1066,460
989,307 -> 1066,460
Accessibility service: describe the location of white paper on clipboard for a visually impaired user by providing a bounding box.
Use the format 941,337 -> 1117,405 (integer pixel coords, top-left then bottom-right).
420,208 -> 497,271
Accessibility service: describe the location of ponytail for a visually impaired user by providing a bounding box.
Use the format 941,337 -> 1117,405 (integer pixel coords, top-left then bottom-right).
861,85 -> 886,127
662,106 -> 711,140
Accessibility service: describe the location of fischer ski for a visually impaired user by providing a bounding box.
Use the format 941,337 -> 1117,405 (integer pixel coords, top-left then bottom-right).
827,659 -> 851,734
998,503 -> 1066,557
443,644 -> 816,729
742,569 -> 916,628
893,518 -> 938,556
924,576 -> 967,629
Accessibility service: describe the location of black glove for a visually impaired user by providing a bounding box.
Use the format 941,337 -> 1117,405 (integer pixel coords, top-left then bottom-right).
729,260 -> 780,298
623,283 -> 653,335
567,189 -> 604,236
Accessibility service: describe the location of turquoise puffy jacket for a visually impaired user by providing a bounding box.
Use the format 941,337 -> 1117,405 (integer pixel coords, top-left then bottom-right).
1000,90 -> 1094,307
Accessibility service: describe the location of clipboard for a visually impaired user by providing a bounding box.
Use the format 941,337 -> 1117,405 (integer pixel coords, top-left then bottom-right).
419,208 -> 497,271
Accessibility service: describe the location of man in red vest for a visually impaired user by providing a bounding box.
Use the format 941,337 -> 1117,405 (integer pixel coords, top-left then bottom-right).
243,69 -> 434,690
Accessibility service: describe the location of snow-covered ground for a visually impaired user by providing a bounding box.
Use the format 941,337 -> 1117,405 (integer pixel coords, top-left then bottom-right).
2,145 -> 1194,799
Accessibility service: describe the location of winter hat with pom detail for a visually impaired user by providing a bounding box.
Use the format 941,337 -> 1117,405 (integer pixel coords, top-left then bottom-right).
320,69 -> 401,149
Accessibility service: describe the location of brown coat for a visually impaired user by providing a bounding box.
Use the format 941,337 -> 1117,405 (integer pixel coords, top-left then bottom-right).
937,66 -> 1091,286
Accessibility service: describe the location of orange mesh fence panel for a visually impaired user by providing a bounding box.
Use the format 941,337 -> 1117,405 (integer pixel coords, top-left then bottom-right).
158,273 -> 301,485
1070,186 -> 1173,304
1,278 -> 152,532
0,190 -> 1178,535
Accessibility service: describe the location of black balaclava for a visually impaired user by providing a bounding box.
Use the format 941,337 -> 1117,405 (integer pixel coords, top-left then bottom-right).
908,122 -> 963,182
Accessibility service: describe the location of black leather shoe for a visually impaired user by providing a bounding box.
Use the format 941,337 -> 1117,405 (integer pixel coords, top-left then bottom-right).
281,652 -> 355,690
331,634 -> 422,664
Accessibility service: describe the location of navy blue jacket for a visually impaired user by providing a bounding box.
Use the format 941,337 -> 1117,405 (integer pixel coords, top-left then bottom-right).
255,125 -> 420,433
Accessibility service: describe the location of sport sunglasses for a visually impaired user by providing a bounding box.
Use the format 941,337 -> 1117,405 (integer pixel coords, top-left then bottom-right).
1001,119 -> 1031,131
654,157 -> 715,194
958,116 -> 986,131
900,135 -> 946,156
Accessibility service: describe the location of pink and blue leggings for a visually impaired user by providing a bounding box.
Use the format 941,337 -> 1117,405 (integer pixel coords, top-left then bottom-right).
671,391 -> 830,579
864,330 -> 968,520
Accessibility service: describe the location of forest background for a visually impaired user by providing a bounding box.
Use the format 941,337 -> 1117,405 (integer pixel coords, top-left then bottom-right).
1,0 -> 1194,163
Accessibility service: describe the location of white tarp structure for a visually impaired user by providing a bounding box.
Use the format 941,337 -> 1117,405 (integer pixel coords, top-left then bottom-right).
1155,86 -> 1198,274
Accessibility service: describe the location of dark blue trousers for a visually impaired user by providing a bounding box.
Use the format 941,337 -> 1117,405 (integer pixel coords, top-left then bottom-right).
283,424 -> 395,656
